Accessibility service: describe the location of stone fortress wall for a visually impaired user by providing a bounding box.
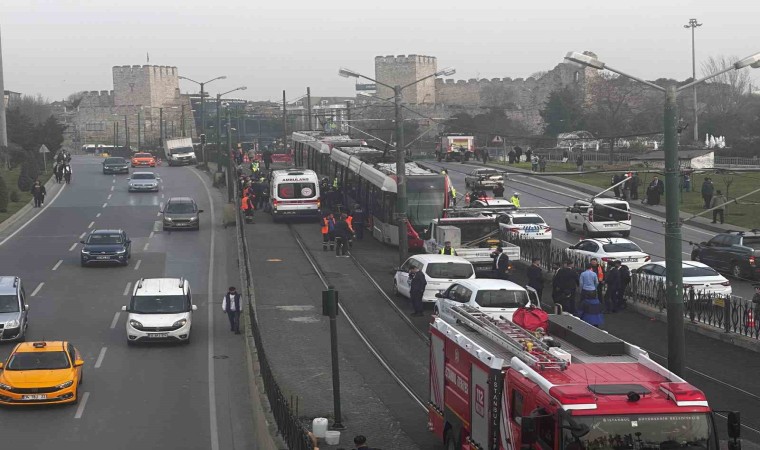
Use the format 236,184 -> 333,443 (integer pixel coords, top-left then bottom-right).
375,55 -> 438,105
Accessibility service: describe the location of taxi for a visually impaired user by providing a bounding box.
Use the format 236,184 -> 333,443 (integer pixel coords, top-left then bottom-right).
0,341 -> 84,405
131,152 -> 157,167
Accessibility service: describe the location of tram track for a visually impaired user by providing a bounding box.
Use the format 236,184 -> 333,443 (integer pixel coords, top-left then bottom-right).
287,223 -> 429,412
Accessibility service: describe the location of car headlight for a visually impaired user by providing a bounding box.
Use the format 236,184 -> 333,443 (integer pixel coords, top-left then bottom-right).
0,382 -> 14,392
81,249 -> 90,254
116,249 -> 126,254
55,380 -> 74,390
189,217 -> 197,221
164,217 -> 173,222
5,319 -> 19,328
173,319 -> 187,328
129,319 -> 143,328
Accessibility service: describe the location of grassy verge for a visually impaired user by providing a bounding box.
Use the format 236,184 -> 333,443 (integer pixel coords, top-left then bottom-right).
495,160 -> 760,230
0,165 -> 53,224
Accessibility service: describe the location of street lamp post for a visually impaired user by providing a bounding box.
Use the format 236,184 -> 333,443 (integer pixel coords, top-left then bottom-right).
565,50 -> 760,376
214,87 -> 247,195
338,66 -> 455,265
178,75 -> 226,141
684,19 -> 703,143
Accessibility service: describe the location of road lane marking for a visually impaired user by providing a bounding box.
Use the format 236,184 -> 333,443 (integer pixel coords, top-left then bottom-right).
0,184 -> 67,248
107,194 -> 112,200
159,201 -> 164,210
68,243 -> 77,251
87,221 -> 94,229
190,167 -> 220,450
143,242 -> 149,251
123,282 -> 132,296
683,225 -> 714,236
52,260 -> 63,271
96,213 -> 101,218
94,347 -> 107,369
153,221 -> 161,232
79,232 -> 86,239
149,231 -> 154,239
161,193 -> 164,199
31,282 -> 44,297
632,237 -> 654,245
102,203 -> 108,208
110,312 -> 120,329
110,186 -> 114,191
134,259 -> 141,271
555,238 -> 575,246
74,392 -> 90,419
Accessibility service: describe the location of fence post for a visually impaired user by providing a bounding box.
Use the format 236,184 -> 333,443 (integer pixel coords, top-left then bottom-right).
322,287 -> 345,430
688,288 -> 695,323
724,295 -> 732,333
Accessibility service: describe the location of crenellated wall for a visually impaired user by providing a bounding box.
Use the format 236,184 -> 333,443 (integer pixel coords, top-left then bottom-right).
375,54 -> 438,105
112,64 -> 180,107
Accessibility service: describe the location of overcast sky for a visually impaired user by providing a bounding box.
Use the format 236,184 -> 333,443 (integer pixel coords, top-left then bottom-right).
3,0 -> 760,102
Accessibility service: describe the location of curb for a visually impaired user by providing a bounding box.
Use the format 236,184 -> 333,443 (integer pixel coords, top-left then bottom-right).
0,174 -> 59,237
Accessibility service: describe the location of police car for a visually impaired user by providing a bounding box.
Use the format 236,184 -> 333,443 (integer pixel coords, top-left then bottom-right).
565,238 -> 650,269
497,212 -> 552,241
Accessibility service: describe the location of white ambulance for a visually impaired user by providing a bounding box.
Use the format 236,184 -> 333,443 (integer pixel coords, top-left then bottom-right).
269,169 -> 321,221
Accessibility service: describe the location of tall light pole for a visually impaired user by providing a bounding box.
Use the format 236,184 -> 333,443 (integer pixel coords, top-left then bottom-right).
178,75 -> 226,139
565,50 -> 760,376
0,26 -> 7,147
215,86 -> 247,177
338,66 -> 456,264
684,19 -> 703,143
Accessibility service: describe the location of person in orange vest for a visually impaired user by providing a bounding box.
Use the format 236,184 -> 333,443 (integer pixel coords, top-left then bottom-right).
241,192 -> 255,223
345,213 -> 355,249
589,257 -> 605,301
321,213 -> 336,251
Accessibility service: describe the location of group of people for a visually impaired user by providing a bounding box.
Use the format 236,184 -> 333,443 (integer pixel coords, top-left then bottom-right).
320,207 -> 364,256
506,146 -> 530,165
610,172 -> 640,201
238,169 -> 271,222
701,177 -> 729,224
54,150 -> 73,184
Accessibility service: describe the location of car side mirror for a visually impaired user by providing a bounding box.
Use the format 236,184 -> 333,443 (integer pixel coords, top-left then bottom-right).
80,240 -> 85,244
74,359 -> 85,367
435,292 -> 443,298
24,304 -> 29,310
520,417 -> 538,445
192,305 -> 198,311
198,209 -> 204,213
121,305 -> 127,311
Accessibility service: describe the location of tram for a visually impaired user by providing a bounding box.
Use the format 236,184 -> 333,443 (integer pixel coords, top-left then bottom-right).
292,131 -> 450,248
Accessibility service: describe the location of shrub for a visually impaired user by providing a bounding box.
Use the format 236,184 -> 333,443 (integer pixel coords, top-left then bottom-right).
0,174 -> 8,213
9,190 -> 19,202
17,160 -> 33,192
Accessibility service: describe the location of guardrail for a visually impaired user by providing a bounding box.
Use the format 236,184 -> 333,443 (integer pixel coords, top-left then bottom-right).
236,188 -> 314,449
504,234 -> 760,340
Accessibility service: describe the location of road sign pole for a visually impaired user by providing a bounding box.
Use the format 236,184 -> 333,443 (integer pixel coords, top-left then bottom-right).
42,152 -> 46,173
322,287 -> 345,430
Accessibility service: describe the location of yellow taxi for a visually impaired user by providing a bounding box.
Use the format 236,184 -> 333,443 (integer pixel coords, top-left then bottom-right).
131,152 -> 157,167
0,341 -> 83,405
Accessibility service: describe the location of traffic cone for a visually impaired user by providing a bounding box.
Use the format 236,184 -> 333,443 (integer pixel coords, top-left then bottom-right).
747,309 -> 755,329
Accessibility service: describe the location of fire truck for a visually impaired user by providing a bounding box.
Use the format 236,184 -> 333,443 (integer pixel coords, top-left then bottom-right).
428,304 -> 742,450
438,134 -> 476,162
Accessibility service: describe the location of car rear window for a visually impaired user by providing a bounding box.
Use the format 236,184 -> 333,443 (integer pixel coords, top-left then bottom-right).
683,266 -> 720,277
135,153 -> 153,158
475,289 -> 529,308
602,242 -> 642,252
105,158 -> 126,164
512,216 -> 545,225
425,262 -> 473,279
594,203 -> 629,221
277,182 -> 316,199
743,236 -> 760,250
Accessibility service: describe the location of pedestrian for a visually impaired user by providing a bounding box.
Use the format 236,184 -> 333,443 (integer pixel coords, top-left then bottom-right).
630,173 -> 640,200
612,173 -> 621,198
54,163 -> 63,183
515,146 -> 523,162
553,260 -> 578,314
604,260 -> 622,313
351,204 -> 365,240
621,172 -> 631,201
439,240 -> 457,256
31,180 -> 46,207
683,172 -> 692,192
240,191 -> 255,223
222,286 -> 242,334
526,258 -> 544,301
353,435 -> 380,450
618,263 -> 631,310
710,189 -> 728,224
589,258 -> 605,301
508,149 -> 516,164
63,164 -> 72,184
579,294 -> 604,328
576,154 -> 584,172
408,266 -> 426,316
492,182 -> 505,198
491,246 -> 510,280
345,211 -> 355,249
579,263 -> 600,300
752,283 -> 760,317
538,155 -> 547,172
562,149 -> 569,163
321,213 -> 336,251
334,213 -> 351,257
531,155 -> 539,172
701,177 -> 715,209
510,192 -> 521,208
646,176 -> 664,206
482,148 -> 489,164
262,149 -> 273,171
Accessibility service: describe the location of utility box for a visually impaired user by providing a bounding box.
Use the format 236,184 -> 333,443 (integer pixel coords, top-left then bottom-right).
435,226 -> 461,248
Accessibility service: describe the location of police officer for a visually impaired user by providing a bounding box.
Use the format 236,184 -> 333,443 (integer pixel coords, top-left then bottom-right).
493,182 -> 505,198
491,247 -> 510,280
409,266 -> 427,316
439,241 -> 457,256
510,192 -> 521,208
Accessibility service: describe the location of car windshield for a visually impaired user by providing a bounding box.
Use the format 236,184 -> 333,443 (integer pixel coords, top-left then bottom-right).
166,202 -> 195,213
407,176 -> 446,227
130,295 -> 189,314
87,233 -> 123,245
475,289 -> 529,308
7,351 -> 71,370
105,158 -> 126,164
743,236 -> 760,250
512,216 -> 545,225
132,173 -> 156,180
602,242 -> 642,252
562,413 -> 713,450
0,295 -> 19,313
683,266 -> 720,277
134,153 -> 153,158
425,262 -> 473,279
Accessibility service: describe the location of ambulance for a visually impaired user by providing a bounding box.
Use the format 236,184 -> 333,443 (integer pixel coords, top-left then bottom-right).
269,169 -> 321,221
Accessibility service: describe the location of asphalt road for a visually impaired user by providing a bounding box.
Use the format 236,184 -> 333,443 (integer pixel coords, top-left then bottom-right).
0,156 -> 255,449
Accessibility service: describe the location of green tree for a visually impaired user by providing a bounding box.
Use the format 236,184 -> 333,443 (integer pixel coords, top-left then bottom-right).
0,174 -> 8,213
17,160 -> 34,192
6,108 -> 37,152
37,116 -> 66,153
540,87 -> 585,136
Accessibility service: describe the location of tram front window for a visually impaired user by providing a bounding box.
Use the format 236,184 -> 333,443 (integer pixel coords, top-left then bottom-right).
407,177 -> 446,227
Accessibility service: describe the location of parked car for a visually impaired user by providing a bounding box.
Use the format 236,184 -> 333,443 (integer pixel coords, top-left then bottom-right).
464,168 -> 504,190
128,172 -> 160,192
566,238 -> 650,269
0,276 -> 29,342
161,197 -> 203,231
80,229 -> 131,266
393,254 -> 476,303
691,231 -> 760,279
633,261 -> 731,297
497,212 -> 552,241
102,157 -> 129,174
564,198 -> 631,237
434,279 -> 537,324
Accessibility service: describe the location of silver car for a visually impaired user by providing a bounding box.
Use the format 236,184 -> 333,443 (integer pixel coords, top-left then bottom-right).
128,172 -> 160,192
161,197 -> 203,231
0,276 -> 29,342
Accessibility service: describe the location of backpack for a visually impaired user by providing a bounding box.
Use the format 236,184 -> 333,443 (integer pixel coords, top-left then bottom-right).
513,306 -> 549,332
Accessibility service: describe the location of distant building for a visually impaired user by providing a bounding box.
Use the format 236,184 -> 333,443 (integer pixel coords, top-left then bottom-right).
3,90 -> 21,108
630,150 -> 714,169
288,96 -> 355,133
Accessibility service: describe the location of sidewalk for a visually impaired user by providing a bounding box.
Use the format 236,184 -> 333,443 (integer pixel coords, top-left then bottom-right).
0,173 -> 62,241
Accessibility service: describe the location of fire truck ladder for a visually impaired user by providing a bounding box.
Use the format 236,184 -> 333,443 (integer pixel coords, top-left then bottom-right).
449,305 -> 568,371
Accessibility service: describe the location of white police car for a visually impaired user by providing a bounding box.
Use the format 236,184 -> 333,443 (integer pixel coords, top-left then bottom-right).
565,238 -> 650,269
497,212 -> 552,241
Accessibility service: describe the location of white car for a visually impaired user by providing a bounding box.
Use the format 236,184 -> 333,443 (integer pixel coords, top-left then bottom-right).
633,261 -> 731,297
564,198 -> 631,237
122,278 -> 197,345
464,168 -> 504,189
497,212 -> 552,241
468,198 -> 517,212
434,279 -> 538,324
393,254 -> 476,303
565,238 -> 650,269
127,172 -> 160,192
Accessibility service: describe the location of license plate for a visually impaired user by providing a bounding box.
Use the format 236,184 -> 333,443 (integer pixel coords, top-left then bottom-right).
148,333 -> 168,338
96,256 -> 110,260
22,394 -> 47,400
621,258 -> 635,262
603,224 -> 616,227
476,253 -> 490,257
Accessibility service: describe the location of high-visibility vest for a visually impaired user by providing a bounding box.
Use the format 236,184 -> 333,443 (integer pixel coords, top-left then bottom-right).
439,247 -> 457,256
594,265 -> 604,282
332,178 -> 339,189
511,196 -> 521,208
346,216 -> 354,233
241,196 -> 251,211
321,217 -> 333,234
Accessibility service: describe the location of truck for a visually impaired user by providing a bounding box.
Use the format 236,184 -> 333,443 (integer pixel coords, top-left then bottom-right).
437,134 -> 475,162
691,230 -> 760,279
429,304 -> 743,450
163,138 -> 197,166
423,216 -> 520,268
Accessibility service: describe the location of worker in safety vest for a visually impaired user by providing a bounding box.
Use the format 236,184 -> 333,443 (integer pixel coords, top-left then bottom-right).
510,192 -> 521,208
321,213 -> 336,251
439,241 -> 458,256
240,193 -> 255,221
346,214 -> 355,248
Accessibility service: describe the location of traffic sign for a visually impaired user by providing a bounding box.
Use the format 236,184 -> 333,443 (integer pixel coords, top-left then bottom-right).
38,144 -> 50,154
492,136 -> 503,143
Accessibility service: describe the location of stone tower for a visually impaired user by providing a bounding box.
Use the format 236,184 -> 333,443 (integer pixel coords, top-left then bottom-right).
112,65 -> 180,107
375,55 -> 438,105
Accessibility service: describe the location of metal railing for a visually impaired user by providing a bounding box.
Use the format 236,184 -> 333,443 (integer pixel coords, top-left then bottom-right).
714,156 -> 760,167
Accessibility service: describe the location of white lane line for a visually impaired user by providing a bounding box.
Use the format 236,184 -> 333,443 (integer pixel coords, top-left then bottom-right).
190,167 -> 220,450
149,231 -> 154,239
683,225 -> 714,236
159,201 -> 164,210
102,203 -> 108,208
107,194 -> 112,200
134,259 -> 142,271
31,282 -> 44,297
94,347 -> 107,369
156,211 -> 161,217
110,312 -> 120,329
555,238 -> 575,246
74,392 -> 90,419
161,193 -> 164,199
52,260 -> 63,271
0,184 -> 67,248
79,232 -> 87,239
123,281 -> 132,296
96,213 -> 101,218
87,221 -> 94,229
632,237 -> 654,245
110,186 -> 114,191
143,242 -> 149,251
68,242 -> 77,251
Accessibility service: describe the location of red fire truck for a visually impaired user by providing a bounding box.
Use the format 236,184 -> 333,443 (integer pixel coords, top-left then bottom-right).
429,305 -> 742,450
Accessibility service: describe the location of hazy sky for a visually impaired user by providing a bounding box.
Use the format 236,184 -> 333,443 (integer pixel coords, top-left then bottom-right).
3,0 -> 760,102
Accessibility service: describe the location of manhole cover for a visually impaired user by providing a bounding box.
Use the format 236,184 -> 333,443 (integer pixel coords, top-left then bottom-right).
213,355 -> 229,359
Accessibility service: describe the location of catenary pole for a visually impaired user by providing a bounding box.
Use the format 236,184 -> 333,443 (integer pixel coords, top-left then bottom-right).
306,87 -> 312,131
0,26 -> 7,147
394,85 -> 408,265
282,90 -> 287,154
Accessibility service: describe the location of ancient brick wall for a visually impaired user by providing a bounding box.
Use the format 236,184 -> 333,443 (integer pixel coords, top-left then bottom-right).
375,54 -> 438,105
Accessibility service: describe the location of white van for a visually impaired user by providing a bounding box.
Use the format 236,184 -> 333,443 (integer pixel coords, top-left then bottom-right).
269,169 -> 321,221
564,198 -> 631,237
122,278 -> 197,345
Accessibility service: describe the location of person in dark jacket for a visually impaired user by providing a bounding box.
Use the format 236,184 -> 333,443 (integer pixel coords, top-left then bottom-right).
604,261 -> 622,313
409,266 -> 427,316
333,213 -> 352,257
612,174 -> 622,198
31,180 -> 46,207
262,149 -> 273,171
515,146 -> 523,161
491,247 -> 510,280
647,176 -> 664,205
526,258 -> 544,300
618,263 -> 631,310
579,296 -> 604,327
701,177 -> 715,209
492,183 -> 505,198
508,149 -> 516,164
553,260 -> 579,314
630,173 -> 640,200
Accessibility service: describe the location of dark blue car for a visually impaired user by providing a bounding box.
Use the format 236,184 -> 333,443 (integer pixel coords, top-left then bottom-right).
80,229 -> 131,267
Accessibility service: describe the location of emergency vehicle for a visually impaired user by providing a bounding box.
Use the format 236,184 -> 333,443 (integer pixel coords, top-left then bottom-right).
438,134 -> 476,162
429,304 -> 741,450
269,169 -> 321,221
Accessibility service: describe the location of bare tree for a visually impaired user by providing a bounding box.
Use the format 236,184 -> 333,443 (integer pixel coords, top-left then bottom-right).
700,55 -> 752,116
